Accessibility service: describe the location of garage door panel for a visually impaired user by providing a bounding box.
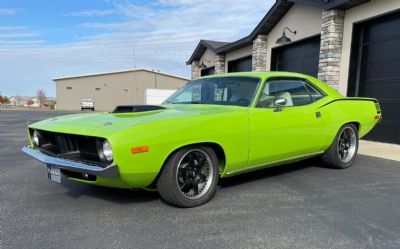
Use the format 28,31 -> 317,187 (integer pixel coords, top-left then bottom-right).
272,36 -> 320,78
366,122 -> 399,144
365,61 -> 400,83
368,38 -> 400,63
368,17 -> 400,41
357,12 -> 400,144
361,82 -> 400,99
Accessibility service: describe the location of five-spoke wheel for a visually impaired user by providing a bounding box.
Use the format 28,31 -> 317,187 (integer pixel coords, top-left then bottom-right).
322,123 -> 359,169
157,146 -> 219,207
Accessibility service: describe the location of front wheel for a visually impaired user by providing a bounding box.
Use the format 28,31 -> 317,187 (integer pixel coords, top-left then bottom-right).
322,123 -> 359,169
157,146 -> 219,207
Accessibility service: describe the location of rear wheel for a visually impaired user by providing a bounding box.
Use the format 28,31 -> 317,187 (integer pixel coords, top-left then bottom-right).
157,146 -> 219,207
322,124 -> 359,169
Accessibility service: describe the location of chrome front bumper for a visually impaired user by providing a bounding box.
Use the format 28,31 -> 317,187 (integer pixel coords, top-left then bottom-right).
21,146 -> 119,177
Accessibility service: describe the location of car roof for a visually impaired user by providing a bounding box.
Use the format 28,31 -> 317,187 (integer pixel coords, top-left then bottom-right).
201,71 -> 312,79
197,71 -> 343,98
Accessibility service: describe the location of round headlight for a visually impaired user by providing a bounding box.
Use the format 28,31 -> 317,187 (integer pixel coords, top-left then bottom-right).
32,131 -> 39,146
102,140 -> 113,162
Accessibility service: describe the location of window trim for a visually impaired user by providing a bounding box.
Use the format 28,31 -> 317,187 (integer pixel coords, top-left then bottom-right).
255,76 -> 327,109
164,76 -> 262,107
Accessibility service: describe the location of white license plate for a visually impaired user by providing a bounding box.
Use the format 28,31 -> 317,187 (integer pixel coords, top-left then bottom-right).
47,166 -> 61,183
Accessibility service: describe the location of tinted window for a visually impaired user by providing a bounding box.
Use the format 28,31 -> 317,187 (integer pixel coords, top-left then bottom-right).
257,79 -> 323,108
164,76 -> 260,107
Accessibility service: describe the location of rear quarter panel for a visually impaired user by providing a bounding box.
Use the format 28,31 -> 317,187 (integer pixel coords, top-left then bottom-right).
318,98 -> 380,150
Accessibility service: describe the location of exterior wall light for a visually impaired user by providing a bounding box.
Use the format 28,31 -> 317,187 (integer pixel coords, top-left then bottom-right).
199,59 -> 212,69
276,27 -> 297,45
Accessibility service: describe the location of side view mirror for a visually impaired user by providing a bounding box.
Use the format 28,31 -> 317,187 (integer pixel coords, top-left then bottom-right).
273,97 -> 287,112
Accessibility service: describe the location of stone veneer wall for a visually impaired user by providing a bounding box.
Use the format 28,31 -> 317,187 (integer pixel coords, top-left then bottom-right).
318,9 -> 345,90
252,34 -> 268,71
191,60 -> 200,79
214,54 -> 226,74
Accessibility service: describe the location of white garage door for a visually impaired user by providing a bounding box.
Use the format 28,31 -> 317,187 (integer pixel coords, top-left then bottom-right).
145,89 -> 177,105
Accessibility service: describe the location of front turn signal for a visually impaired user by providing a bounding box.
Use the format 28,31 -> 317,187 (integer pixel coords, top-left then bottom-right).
131,145 -> 149,154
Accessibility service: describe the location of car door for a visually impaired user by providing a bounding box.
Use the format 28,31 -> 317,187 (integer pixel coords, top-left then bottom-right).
248,77 -> 326,167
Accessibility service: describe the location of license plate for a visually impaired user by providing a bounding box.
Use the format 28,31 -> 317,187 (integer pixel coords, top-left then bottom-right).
47,166 -> 61,183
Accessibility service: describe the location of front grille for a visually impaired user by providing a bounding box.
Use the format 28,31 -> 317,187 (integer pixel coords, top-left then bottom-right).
31,129 -> 108,166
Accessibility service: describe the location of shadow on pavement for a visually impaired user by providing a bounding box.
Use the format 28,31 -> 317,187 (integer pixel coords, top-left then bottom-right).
62,179 -> 160,204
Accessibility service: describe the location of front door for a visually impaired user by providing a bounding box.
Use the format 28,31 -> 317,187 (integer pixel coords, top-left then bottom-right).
248,77 -> 326,167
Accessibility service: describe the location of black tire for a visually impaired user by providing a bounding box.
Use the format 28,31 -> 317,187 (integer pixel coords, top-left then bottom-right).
322,123 -> 359,169
157,146 -> 219,208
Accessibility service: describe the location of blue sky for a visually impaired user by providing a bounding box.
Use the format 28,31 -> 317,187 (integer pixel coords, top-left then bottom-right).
0,0 -> 273,97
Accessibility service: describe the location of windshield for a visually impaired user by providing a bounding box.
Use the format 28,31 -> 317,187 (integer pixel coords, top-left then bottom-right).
163,76 -> 260,107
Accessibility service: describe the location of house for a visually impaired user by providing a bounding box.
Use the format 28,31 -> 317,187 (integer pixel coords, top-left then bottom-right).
187,0 -> 400,144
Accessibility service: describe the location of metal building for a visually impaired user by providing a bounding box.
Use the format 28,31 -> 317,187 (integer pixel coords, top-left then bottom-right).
53,68 -> 189,111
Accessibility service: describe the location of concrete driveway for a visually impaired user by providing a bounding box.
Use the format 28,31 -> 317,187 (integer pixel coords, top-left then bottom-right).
1,110 -> 400,249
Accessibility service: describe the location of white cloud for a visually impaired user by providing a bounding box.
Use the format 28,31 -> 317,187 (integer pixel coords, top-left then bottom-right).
0,40 -> 44,45
64,9 -> 118,17
0,0 -> 275,96
0,25 -> 27,30
0,33 -> 38,38
0,8 -> 17,15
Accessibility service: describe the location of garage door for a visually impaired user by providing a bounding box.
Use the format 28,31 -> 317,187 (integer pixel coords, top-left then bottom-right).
228,56 -> 252,72
271,35 -> 320,77
356,13 -> 400,144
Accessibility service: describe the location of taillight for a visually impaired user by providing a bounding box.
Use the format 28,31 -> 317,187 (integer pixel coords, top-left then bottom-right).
374,101 -> 381,114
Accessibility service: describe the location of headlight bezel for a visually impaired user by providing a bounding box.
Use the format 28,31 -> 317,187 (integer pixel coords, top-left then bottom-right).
97,139 -> 113,163
31,130 -> 40,147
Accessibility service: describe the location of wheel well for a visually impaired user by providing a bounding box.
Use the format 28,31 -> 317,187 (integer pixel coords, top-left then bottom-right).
147,142 -> 226,189
347,122 -> 360,134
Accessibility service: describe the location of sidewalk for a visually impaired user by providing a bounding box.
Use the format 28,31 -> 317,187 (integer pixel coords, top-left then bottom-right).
359,140 -> 400,162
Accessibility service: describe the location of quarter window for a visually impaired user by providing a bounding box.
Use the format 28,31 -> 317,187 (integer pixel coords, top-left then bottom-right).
257,79 -> 324,108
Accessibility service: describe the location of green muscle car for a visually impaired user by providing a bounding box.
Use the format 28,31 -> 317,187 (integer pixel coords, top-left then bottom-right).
22,72 -> 381,207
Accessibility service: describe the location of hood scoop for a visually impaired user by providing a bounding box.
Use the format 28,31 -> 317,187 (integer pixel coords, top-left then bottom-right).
112,105 -> 166,113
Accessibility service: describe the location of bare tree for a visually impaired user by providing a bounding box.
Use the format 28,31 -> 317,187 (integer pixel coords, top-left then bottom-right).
36,89 -> 47,107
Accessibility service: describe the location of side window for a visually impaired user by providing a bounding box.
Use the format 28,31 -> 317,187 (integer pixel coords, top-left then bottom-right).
257,79 -> 324,108
173,84 -> 201,103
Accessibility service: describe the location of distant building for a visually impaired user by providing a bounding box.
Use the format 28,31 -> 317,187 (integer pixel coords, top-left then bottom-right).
8,96 -> 55,107
53,68 -> 189,111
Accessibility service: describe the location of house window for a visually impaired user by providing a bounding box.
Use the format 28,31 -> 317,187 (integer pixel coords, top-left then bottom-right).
66,86 -> 72,90
95,88 -> 101,91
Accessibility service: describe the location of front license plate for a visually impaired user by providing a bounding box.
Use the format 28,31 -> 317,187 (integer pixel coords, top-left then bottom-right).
47,166 -> 61,183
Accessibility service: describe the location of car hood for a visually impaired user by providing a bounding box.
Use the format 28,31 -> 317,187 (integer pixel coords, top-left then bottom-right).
29,105 -> 246,137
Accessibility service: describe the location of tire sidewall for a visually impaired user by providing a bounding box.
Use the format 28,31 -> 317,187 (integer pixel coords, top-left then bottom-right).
157,146 -> 219,208
332,124 -> 359,168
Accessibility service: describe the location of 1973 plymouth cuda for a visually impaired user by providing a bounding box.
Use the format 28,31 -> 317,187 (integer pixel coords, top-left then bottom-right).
22,72 -> 381,207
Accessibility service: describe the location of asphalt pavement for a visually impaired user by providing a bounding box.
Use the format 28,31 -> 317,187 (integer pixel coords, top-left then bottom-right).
1,110 -> 400,249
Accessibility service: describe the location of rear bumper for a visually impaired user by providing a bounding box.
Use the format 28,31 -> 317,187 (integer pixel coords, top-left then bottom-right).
21,146 -> 118,177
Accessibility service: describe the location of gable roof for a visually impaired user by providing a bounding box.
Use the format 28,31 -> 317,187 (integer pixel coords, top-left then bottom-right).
52,67 -> 190,81
187,0 -> 370,64
186,40 -> 229,65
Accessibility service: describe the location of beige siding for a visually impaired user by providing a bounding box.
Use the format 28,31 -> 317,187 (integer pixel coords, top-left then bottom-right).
199,48 -> 217,68
266,4 -> 323,71
224,45 -> 253,72
339,0 -> 400,95
55,70 -> 188,111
